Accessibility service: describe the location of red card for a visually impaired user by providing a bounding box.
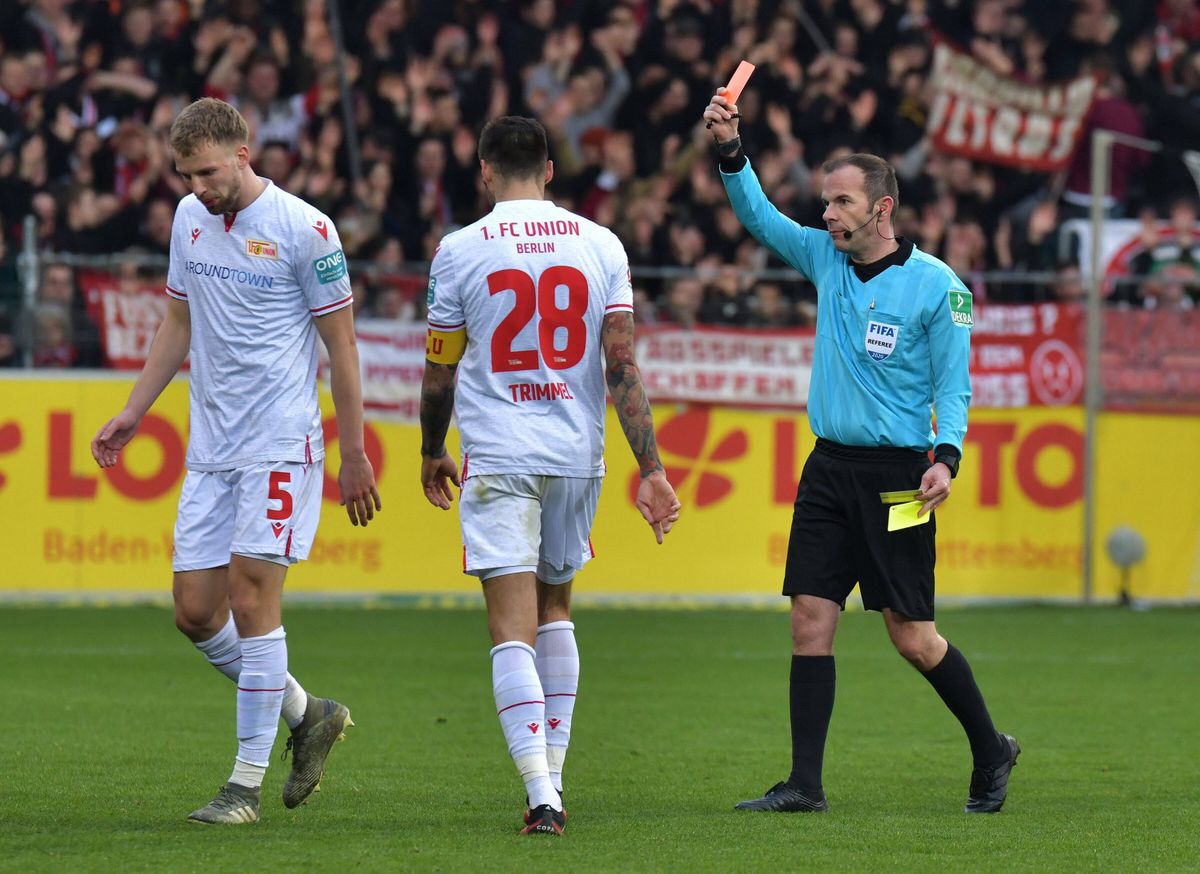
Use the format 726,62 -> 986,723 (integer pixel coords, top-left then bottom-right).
719,60 -> 756,105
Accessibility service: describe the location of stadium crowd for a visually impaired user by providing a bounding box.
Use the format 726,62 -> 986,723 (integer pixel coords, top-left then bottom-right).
0,0 -> 1199,367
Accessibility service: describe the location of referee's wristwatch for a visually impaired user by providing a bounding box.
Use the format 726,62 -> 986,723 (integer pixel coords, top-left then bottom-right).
932,445 -> 961,479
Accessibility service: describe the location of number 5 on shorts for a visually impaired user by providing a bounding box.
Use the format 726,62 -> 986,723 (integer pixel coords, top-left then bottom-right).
268,471 -> 293,521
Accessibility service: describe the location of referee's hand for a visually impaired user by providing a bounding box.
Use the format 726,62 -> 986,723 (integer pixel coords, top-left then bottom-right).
917,463 -> 953,516
703,92 -> 740,144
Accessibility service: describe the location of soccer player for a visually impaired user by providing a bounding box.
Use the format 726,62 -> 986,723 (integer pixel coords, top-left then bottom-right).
419,116 -> 680,836
703,94 -> 1019,814
90,98 -> 381,825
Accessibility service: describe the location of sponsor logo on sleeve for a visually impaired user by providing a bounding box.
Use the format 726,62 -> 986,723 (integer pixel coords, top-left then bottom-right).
190,228 -> 201,245
426,276 -> 437,305
949,289 -> 973,328
312,249 -> 347,284
312,219 -> 328,240
865,320 -> 900,361
245,238 -> 278,259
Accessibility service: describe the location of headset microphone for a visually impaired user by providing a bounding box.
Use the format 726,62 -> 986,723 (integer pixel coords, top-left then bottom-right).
841,209 -> 881,240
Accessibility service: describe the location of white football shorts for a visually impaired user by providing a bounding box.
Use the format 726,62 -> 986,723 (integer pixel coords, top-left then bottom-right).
173,460 -> 323,572
460,474 -> 602,584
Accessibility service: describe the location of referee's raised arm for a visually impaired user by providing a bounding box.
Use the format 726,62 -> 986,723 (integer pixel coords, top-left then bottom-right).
702,91 -> 743,171
703,92 -> 822,280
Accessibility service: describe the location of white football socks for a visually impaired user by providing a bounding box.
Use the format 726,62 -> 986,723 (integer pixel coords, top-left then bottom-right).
280,676 -> 308,730
233,626 -> 288,783
535,620 -> 579,794
491,641 -> 560,811
194,615 -> 308,729
230,758 -> 266,790
194,615 -> 243,681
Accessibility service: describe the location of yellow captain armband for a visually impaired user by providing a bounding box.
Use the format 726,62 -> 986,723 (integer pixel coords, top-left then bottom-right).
426,327 -> 467,364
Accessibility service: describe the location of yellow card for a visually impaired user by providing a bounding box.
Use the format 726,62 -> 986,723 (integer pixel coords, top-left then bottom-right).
887,501 -> 931,531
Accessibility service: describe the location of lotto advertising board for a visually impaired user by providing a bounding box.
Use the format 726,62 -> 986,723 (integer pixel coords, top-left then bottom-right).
1,375 -> 1197,602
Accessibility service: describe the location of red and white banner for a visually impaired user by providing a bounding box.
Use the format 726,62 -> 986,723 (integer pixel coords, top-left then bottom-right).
969,304 -> 1085,407
348,324 -> 819,419
346,320 -> 428,420
79,296 -> 1196,417
348,324 -> 821,419
343,316 -> 1094,420
926,39 -> 1097,171
80,271 -> 170,370
310,316 -> 1089,418
635,312 -> 1085,412
634,327 -> 814,408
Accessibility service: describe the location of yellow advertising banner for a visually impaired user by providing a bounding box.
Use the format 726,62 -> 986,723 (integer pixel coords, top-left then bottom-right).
1,376 -> 1197,601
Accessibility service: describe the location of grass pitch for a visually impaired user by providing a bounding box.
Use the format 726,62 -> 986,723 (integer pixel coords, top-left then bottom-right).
2,604 -> 1198,872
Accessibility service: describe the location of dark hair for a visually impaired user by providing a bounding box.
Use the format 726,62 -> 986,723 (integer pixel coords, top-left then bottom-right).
822,153 -> 900,211
478,116 -> 548,180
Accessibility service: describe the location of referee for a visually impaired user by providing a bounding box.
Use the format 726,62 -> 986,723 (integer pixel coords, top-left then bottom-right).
703,94 -> 1019,814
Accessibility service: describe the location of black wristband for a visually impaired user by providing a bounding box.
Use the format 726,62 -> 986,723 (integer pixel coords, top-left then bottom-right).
932,444 -> 961,478
718,152 -> 747,173
715,134 -> 742,156
716,135 -> 746,174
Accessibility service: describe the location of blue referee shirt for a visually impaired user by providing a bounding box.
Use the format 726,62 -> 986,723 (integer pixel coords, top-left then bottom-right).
722,159 -> 973,453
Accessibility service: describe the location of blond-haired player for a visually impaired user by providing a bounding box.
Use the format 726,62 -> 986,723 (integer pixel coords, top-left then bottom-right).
91,98 -> 381,824
419,116 -> 680,836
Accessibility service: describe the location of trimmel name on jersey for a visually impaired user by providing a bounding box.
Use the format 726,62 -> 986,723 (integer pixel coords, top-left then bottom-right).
508,381 -> 576,403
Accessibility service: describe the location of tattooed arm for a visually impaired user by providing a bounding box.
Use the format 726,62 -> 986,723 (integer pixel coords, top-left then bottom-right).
419,360 -> 460,509
601,311 -> 681,542
602,310 -> 663,476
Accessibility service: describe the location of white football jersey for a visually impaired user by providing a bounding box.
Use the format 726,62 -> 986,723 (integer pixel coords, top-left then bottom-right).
427,199 -> 634,478
166,179 -> 353,471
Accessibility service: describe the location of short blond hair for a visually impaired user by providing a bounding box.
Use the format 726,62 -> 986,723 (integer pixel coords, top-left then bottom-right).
168,98 -> 248,157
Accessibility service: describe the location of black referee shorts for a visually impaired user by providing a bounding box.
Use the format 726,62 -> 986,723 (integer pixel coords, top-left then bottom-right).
782,438 -> 937,621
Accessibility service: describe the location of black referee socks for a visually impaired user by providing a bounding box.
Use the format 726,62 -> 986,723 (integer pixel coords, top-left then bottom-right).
787,655 -> 836,793
921,643 -> 1006,766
